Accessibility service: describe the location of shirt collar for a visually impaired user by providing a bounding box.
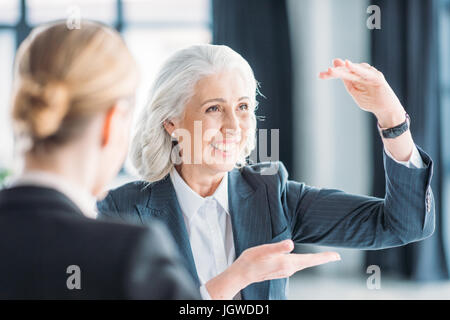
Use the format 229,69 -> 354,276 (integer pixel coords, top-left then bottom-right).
169,168 -> 229,221
8,170 -> 98,219
213,172 -> 229,214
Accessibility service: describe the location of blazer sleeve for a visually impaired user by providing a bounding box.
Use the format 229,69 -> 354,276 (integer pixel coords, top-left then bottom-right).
125,221 -> 201,300
281,145 -> 435,249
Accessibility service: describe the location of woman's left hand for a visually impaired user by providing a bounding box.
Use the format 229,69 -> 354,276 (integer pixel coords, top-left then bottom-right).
319,59 -> 405,128
320,58 -> 416,162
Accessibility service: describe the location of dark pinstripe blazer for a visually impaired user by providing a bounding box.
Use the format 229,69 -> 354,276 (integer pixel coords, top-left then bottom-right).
97,145 -> 435,300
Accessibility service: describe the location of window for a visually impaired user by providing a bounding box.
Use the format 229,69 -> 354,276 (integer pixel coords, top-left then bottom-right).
26,0 -> 117,25
0,0 -> 212,182
0,0 -> 20,24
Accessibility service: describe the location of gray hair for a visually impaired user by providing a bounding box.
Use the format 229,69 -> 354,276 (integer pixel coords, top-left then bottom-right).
131,44 -> 258,182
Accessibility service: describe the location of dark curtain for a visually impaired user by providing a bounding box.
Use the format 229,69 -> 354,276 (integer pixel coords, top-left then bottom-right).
16,0 -> 31,48
366,0 -> 449,281
212,0 -> 294,175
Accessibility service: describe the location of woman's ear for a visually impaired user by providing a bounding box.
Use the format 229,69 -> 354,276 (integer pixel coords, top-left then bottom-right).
101,102 -> 131,148
101,107 -> 116,148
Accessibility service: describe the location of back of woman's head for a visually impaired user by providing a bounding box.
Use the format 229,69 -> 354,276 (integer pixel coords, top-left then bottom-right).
11,20 -> 138,152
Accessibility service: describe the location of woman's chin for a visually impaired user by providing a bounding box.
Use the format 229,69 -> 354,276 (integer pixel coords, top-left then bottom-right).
199,146 -> 242,173
208,164 -> 235,175
203,156 -> 237,174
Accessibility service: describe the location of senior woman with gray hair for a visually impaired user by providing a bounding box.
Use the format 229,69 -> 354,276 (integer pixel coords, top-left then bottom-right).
98,44 -> 435,300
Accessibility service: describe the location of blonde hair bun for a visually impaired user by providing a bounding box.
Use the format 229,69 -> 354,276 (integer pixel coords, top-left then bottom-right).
11,21 -> 139,151
13,78 -> 70,139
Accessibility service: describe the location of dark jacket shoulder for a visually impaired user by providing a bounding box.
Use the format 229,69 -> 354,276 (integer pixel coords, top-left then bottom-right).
0,186 -> 199,299
236,161 -> 289,194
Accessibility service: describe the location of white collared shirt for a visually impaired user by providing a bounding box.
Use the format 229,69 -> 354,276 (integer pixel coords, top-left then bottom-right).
385,146 -> 424,169
170,168 -> 239,300
7,170 -> 98,219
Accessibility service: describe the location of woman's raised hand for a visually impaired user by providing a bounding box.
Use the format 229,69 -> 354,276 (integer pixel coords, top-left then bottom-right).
205,240 -> 340,300
319,59 -> 405,128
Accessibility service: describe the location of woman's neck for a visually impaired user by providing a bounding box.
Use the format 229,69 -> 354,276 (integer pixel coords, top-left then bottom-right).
176,164 -> 226,198
23,145 -> 97,196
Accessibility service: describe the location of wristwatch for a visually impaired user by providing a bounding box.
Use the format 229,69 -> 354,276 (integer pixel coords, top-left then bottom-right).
378,113 -> 410,139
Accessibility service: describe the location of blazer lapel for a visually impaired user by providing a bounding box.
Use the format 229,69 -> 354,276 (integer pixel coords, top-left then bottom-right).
135,176 -> 200,286
228,169 -> 272,300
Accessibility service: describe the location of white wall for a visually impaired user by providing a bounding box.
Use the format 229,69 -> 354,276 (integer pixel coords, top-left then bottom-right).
287,0 -> 371,276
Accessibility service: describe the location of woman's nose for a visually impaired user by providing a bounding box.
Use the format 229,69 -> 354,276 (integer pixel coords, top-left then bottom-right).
223,111 -> 240,131
219,112 -> 241,141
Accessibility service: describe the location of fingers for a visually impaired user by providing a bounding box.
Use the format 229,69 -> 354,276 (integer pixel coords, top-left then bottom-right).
320,58 -> 352,77
242,245 -> 340,283
319,63 -> 358,93
320,66 -> 361,82
320,59 -> 381,84
332,58 -> 372,70
329,59 -> 354,91
344,60 -> 376,81
260,239 -> 294,255
290,251 -> 341,270
333,58 -> 345,68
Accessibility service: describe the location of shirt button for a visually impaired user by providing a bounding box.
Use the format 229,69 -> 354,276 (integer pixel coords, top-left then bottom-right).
425,188 -> 431,212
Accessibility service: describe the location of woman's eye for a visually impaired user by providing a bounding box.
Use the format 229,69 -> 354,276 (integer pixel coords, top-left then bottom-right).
206,105 -> 219,113
239,103 -> 249,111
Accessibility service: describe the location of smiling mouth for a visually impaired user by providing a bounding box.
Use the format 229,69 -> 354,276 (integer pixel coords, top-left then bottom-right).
210,142 -> 238,155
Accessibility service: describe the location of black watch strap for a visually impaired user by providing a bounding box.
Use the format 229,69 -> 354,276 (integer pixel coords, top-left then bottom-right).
378,113 -> 410,139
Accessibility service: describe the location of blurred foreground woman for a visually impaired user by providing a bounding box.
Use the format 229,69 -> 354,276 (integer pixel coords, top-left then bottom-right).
0,21 -> 199,299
